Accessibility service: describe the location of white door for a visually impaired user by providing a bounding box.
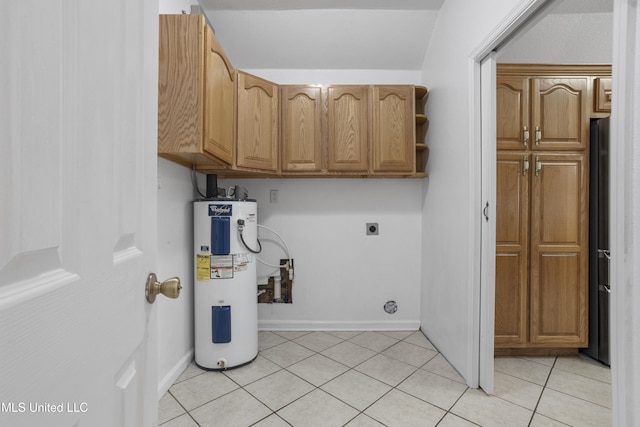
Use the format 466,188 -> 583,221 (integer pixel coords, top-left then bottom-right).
479,52 -> 497,394
0,1 -> 159,426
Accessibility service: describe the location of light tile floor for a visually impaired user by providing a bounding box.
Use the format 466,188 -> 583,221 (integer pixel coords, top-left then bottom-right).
158,331 -> 612,427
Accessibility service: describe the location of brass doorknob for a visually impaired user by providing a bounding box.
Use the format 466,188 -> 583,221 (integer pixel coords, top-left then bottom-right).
145,273 -> 181,303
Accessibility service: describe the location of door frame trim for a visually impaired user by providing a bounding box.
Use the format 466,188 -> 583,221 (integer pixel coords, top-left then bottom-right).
468,0 -> 550,392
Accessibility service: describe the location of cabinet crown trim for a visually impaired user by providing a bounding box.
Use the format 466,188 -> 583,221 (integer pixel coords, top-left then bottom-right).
497,63 -> 612,76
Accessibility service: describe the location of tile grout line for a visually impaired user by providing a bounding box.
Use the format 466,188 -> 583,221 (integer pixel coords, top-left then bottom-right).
526,356 -> 557,426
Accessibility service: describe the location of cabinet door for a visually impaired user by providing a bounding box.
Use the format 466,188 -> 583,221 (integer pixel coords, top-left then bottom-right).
496,77 -> 530,150
495,152 -> 530,347
280,86 -> 323,173
531,78 -> 589,151
371,86 -> 415,173
236,72 -> 278,172
326,86 -> 369,172
158,15 -> 204,158
203,24 -> 235,164
529,153 -> 588,346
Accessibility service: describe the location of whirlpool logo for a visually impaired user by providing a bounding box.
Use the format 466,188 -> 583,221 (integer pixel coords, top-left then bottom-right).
209,204 -> 232,217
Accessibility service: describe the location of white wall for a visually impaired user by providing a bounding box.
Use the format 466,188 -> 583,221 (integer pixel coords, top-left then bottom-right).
158,0 -> 194,14
204,9 -> 437,70
418,0 -> 523,385
217,178 -> 423,331
156,159 -> 198,397
497,12 -> 613,63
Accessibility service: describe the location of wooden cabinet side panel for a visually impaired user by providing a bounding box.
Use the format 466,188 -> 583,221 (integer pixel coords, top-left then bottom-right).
158,15 -> 203,155
280,86 -> 323,173
203,27 -> 234,164
496,77 -> 529,150
236,72 -> 278,171
531,78 -> 589,151
495,153 -> 530,347
326,86 -> 369,172
529,153 -> 588,346
372,86 -> 415,173
594,77 -> 612,112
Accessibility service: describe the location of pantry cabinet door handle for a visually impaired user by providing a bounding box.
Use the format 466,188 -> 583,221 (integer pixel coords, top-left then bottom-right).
523,126 -> 529,146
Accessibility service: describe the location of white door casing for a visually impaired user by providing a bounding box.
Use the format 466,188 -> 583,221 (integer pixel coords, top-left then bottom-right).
0,1 -> 159,426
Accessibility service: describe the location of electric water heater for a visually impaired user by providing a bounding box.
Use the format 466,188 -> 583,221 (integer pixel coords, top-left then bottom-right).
193,198 -> 258,370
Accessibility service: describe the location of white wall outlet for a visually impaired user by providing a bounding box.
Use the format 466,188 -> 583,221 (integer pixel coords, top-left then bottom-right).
366,223 -> 379,235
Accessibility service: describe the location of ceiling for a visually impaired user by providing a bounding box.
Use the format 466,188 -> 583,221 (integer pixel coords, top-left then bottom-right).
198,0 -> 612,71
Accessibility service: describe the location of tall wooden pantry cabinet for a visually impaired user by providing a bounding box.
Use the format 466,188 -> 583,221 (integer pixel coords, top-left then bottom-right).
495,64 -> 611,354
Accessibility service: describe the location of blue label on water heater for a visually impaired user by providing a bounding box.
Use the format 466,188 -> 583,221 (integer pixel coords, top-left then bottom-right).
209,204 -> 232,217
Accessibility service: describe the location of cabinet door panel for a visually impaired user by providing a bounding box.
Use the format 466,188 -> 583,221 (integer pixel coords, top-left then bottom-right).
204,25 -> 234,164
236,72 -> 278,171
533,252 -> 582,339
495,153 -> 529,347
326,86 -> 369,172
280,86 -> 323,173
531,78 -> 589,151
372,86 -> 415,173
495,254 -> 528,345
158,15 -> 202,156
496,77 -> 529,150
529,153 -> 588,346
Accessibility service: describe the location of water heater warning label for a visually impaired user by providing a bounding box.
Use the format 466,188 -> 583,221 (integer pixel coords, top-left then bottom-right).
196,254 -> 210,281
210,255 -> 234,279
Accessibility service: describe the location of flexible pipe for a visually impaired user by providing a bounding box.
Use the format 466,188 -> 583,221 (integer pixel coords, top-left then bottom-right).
257,224 -> 293,280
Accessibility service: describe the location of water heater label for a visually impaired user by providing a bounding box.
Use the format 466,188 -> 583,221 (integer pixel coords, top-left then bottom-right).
209,204 -> 232,217
234,253 -> 254,272
196,254 -> 210,281
210,255 -> 234,279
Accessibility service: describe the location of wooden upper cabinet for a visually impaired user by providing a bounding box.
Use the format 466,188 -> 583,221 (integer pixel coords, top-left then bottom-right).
326,86 -> 369,172
236,71 -> 278,172
371,86 -> 415,173
158,15 -> 428,178
531,78 -> 589,151
158,14 -> 235,167
496,77 -> 529,150
280,85 -> 323,173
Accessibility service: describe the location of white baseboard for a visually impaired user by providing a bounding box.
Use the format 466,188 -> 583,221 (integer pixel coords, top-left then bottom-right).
157,348 -> 194,400
258,319 -> 420,331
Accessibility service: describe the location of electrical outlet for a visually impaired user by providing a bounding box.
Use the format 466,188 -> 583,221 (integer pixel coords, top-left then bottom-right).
270,189 -> 278,203
366,223 -> 379,235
